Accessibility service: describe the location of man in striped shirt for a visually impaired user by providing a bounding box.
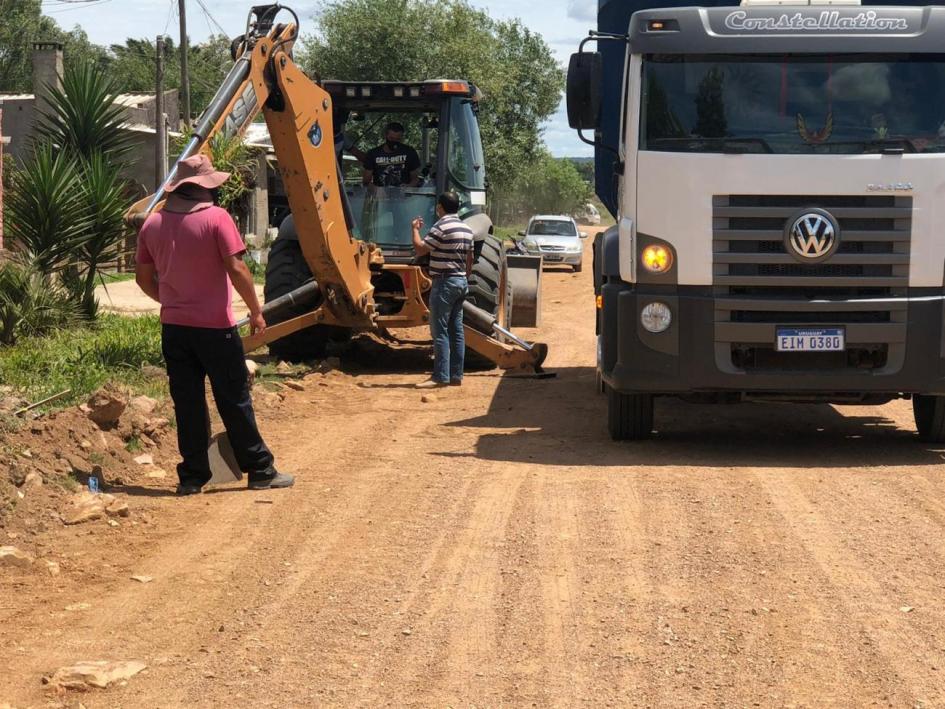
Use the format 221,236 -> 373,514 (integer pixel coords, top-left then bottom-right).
411,191 -> 474,388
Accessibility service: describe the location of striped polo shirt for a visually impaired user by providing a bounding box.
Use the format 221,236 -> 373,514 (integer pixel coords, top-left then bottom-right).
423,215 -> 474,277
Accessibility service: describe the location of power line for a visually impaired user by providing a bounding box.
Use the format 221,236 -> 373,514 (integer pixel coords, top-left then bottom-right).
193,0 -> 228,37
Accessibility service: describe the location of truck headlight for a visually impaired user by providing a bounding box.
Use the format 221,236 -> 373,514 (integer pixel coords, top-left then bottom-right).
641,244 -> 673,273
641,302 -> 672,333
524,239 -> 538,251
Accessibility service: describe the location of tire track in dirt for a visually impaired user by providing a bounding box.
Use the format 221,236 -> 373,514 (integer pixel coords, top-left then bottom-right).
757,470 -> 945,705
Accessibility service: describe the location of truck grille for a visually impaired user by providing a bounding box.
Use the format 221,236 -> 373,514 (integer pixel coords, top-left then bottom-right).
712,195 -> 912,374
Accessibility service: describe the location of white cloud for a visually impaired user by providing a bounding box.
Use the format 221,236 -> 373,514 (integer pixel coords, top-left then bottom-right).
567,0 -> 596,22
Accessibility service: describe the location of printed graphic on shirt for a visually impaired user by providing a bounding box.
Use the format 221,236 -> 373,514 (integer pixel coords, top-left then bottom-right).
364,144 -> 421,187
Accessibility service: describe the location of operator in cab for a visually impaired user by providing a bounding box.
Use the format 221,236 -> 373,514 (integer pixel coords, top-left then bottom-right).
362,122 -> 421,187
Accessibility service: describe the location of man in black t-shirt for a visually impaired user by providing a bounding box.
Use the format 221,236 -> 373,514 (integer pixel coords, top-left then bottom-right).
362,122 -> 421,188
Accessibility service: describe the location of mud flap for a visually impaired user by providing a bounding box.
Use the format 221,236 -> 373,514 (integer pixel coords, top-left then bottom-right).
507,253 -> 542,328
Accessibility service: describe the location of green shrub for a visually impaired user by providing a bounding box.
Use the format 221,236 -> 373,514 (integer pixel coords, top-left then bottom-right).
0,314 -> 163,410
0,260 -> 78,345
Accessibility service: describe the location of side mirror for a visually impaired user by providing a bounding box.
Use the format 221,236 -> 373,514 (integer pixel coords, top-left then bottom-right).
518,230 -> 526,237
566,52 -> 603,131
580,231 -> 588,239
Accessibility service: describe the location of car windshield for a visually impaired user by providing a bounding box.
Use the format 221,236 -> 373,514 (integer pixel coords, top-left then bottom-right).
641,53 -> 945,154
529,220 -> 577,236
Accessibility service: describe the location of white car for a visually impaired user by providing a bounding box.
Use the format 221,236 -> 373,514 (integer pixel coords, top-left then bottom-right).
519,215 -> 587,272
575,202 -> 601,226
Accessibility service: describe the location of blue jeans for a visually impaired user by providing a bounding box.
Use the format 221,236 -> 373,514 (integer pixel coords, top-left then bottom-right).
429,275 -> 468,383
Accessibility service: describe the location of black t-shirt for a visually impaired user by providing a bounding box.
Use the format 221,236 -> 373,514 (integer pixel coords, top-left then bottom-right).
363,143 -> 421,187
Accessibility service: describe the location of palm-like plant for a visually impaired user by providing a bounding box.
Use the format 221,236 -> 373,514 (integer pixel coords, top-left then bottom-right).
36,62 -> 135,162
0,259 -> 78,346
63,154 -> 130,318
5,145 -> 92,276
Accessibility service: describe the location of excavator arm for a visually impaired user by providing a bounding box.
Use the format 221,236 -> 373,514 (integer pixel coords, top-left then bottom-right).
128,4 -> 548,374
128,5 -> 376,329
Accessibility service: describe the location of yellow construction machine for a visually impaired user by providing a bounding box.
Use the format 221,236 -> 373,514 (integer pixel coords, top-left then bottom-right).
127,4 -> 547,373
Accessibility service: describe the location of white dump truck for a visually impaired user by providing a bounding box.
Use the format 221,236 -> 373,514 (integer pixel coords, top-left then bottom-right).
568,0 -> 945,440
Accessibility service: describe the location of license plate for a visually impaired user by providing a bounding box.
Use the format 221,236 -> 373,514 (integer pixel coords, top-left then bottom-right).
776,327 -> 845,352
543,254 -> 563,262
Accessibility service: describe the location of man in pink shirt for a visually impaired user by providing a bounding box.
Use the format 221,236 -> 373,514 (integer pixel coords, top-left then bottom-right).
135,154 -> 293,495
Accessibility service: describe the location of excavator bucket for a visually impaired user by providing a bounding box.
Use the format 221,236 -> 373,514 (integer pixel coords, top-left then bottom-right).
507,253 -> 543,328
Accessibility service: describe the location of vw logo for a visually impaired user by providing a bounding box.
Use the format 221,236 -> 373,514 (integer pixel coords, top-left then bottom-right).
784,209 -> 840,263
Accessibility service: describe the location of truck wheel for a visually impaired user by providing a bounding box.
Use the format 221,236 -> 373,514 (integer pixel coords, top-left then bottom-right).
464,235 -> 512,370
607,386 -> 654,441
573,262 -> 583,273
913,394 -> 945,443
264,227 -> 349,362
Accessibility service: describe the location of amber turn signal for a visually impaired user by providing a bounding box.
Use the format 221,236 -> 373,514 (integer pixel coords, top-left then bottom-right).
641,245 -> 673,274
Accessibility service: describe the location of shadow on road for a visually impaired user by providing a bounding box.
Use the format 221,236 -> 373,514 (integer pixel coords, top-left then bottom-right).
445,366 -> 945,469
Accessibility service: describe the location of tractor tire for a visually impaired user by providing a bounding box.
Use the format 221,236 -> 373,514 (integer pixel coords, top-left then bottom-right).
263,231 -> 349,362
607,385 -> 655,441
464,235 -> 512,370
913,394 -> 945,443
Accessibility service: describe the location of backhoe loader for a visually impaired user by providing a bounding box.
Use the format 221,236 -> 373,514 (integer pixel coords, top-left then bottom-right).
127,4 -> 547,373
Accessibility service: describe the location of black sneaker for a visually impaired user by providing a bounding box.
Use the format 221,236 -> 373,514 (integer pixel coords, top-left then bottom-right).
176,484 -> 204,496
247,472 -> 295,490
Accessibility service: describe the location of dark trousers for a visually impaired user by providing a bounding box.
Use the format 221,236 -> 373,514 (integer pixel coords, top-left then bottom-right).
161,324 -> 274,486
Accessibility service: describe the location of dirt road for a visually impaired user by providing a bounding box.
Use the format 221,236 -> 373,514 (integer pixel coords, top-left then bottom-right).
5,236 -> 945,707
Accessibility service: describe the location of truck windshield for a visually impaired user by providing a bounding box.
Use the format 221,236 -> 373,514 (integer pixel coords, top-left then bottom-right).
641,54 -> 945,154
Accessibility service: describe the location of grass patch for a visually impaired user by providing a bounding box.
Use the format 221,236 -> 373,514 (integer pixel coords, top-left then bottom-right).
125,435 -> 142,453
493,225 -> 525,243
98,271 -> 137,284
0,313 -> 165,412
244,255 -> 266,285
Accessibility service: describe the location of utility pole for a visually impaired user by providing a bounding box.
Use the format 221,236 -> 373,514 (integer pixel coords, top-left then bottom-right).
155,36 -> 167,191
178,0 -> 191,128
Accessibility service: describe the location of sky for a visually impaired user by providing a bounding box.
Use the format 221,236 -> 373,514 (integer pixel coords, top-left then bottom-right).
39,0 -> 599,157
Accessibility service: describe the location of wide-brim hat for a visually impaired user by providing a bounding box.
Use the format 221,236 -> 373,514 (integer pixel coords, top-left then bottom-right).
165,153 -> 231,193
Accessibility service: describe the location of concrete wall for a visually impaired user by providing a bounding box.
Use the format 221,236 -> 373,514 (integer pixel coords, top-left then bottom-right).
0,98 -> 37,164
121,91 -> 180,132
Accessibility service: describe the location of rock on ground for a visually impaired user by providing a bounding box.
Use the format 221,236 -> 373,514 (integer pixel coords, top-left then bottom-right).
129,395 -> 158,416
62,492 -> 130,526
47,660 -> 147,690
86,389 -> 127,429
0,546 -> 34,568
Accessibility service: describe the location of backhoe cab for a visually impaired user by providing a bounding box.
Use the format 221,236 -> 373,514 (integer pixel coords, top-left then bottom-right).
127,5 -> 546,373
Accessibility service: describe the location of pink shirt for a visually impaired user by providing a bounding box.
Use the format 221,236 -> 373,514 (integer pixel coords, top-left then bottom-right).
136,206 -> 246,328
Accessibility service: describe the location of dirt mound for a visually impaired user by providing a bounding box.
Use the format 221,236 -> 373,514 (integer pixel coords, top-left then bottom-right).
0,386 -> 177,541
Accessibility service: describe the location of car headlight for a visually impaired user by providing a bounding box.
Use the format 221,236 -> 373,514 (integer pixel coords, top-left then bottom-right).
641,244 -> 673,274
568,243 -> 583,253
641,302 -> 672,333
523,239 -> 538,250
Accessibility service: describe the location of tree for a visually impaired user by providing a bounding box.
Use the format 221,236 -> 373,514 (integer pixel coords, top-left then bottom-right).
500,150 -> 593,221
109,34 -> 234,123
0,2 -> 107,92
5,61 -> 134,319
0,0 -> 61,92
301,0 -> 563,197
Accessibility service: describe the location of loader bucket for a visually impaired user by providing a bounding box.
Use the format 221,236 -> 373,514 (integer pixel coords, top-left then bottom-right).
506,253 -> 542,328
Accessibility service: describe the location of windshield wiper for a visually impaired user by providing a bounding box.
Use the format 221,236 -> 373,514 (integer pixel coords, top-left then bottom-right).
818,138 -> 918,154
647,137 -> 774,154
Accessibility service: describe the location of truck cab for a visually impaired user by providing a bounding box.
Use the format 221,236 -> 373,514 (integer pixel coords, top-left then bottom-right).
568,0 -> 945,440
